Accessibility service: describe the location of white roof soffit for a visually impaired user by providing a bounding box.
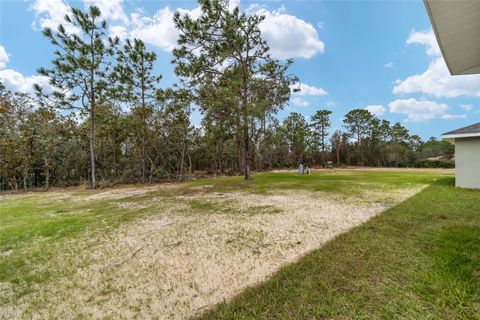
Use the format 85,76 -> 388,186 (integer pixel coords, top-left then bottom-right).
442,132 -> 480,144
442,132 -> 480,140
424,0 -> 480,75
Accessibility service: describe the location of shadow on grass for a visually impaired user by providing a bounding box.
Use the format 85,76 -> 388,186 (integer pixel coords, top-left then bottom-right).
432,176 -> 456,187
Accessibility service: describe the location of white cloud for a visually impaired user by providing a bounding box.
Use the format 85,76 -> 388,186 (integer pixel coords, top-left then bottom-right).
460,104 -> 473,111
31,0 -> 78,34
0,68 -> 51,95
325,101 -> 337,107
406,29 -> 441,56
113,0 -> 238,51
365,104 -> 385,116
384,62 -> 394,68
228,0 -> 241,12
394,29 -> 480,98
33,0 -> 128,32
291,97 -> 310,107
440,114 -> 466,120
388,98 -> 449,122
0,44 -> 54,94
0,44 -> 9,69
393,57 -> 480,98
128,8 -> 182,51
109,24 -> 129,40
253,7 -> 325,59
292,83 -> 327,96
83,0 -> 128,23
31,0 -> 324,60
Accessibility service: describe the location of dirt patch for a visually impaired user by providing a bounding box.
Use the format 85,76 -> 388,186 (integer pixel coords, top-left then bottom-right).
43,184 -> 182,202
2,186 -> 424,319
115,202 -> 150,210
80,188 -> 156,201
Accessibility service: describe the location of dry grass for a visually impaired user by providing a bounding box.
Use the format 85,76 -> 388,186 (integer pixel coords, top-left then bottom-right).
1,180 -> 425,319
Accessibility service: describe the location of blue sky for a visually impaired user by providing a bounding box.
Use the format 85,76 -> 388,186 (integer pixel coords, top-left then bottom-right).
1,0 -> 479,139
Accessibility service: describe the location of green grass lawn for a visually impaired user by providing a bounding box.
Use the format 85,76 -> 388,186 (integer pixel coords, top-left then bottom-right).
0,192 -> 152,298
200,174 -> 480,319
1,169 -> 478,319
191,169 -> 445,195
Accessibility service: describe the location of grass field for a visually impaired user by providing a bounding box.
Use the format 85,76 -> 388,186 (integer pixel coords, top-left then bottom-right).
202,172 -> 480,319
1,169 -> 479,319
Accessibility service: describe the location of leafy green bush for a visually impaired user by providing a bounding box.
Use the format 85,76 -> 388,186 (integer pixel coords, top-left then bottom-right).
414,160 -> 455,168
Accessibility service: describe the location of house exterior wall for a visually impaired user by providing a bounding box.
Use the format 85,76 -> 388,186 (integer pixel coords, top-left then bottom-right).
455,137 -> 480,188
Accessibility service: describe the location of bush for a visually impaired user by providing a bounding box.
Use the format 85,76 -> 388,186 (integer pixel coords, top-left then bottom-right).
413,160 -> 455,169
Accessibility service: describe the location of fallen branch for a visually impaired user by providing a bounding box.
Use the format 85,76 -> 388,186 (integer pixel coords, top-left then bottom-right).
165,240 -> 183,248
106,246 -> 144,269
152,241 -> 183,256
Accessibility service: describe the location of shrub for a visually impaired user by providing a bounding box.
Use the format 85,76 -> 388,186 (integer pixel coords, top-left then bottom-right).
413,160 -> 455,169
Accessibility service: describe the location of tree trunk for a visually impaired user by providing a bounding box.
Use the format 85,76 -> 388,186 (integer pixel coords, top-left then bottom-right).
321,126 -> 326,168
321,146 -> 326,168
357,132 -> 362,166
11,178 -> 18,191
148,157 -> 155,184
395,145 -> 399,167
89,107 -> 96,189
45,169 -> 49,190
112,136 -> 117,178
188,152 -> 192,180
243,121 -> 251,180
241,85 -> 251,180
336,143 -> 340,166
235,110 -> 243,174
89,31 -> 97,189
179,148 -> 185,182
44,159 -> 50,191
241,56 -> 251,181
141,74 -> 146,184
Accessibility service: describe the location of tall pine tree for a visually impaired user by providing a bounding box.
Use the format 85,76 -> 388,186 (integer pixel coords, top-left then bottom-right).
36,6 -> 118,188
311,109 -> 332,167
173,0 -> 296,180
113,38 -> 162,183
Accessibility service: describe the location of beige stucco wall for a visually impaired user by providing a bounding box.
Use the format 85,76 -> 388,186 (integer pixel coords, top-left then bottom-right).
455,137 -> 480,188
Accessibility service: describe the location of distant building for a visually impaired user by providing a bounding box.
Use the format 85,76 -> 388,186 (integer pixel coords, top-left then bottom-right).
426,155 -> 448,162
443,123 -> 480,189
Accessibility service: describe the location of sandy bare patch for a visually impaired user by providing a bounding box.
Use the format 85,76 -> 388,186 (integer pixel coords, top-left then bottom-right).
2,185 -> 424,319
79,188 -> 156,201
43,184 -> 180,202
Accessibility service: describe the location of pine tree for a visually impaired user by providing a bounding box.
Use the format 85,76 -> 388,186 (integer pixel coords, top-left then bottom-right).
172,0 -> 297,180
311,109 -> 332,167
36,6 -> 118,189
113,39 -> 161,183
343,109 -> 373,166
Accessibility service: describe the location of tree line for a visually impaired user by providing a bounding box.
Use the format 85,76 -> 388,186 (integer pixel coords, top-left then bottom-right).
0,0 -> 453,190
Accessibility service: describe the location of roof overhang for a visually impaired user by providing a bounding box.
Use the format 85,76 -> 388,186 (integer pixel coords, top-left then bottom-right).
442,132 -> 480,143
424,0 -> 480,75
442,123 -> 480,143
